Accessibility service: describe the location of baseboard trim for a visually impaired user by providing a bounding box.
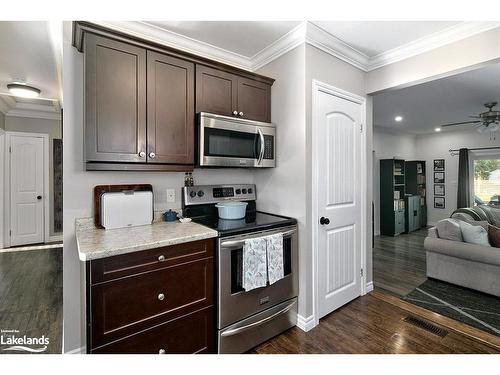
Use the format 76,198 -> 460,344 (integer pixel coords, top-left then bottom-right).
297,314 -> 316,332
366,281 -> 374,293
65,346 -> 85,354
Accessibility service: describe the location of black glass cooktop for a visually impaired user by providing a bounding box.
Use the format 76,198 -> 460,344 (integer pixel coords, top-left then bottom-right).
191,211 -> 297,237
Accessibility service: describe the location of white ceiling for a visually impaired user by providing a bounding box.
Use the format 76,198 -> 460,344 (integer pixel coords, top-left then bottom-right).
144,21 -> 301,57
373,62 -> 500,135
312,21 -> 460,56
0,21 -> 61,102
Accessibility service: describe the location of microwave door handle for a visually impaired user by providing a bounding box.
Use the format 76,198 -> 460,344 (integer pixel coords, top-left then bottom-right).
257,128 -> 265,165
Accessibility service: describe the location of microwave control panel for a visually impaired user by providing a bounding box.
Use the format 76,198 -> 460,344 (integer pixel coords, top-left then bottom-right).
264,135 -> 274,160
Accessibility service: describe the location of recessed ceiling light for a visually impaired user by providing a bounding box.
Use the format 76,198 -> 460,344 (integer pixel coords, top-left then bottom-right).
435,127 -> 441,132
394,116 -> 403,122
7,83 -> 41,98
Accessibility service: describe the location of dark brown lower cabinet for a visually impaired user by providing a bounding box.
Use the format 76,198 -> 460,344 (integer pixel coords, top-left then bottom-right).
86,239 -> 215,354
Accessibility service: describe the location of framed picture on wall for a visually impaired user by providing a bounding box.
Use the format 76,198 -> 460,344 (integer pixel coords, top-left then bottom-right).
434,197 -> 445,209
434,159 -> 445,171
434,172 -> 445,183
434,184 -> 445,196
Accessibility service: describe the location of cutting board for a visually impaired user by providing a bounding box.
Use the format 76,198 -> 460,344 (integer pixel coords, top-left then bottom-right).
93,184 -> 153,229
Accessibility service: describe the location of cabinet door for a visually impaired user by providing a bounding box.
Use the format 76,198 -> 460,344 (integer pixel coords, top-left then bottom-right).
237,77 -> 271,122
195,65 -> 238,117
85,34 -> 146,162
147,51 -> 194,164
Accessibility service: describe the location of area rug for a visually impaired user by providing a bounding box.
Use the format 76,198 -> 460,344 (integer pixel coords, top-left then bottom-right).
403,279 -> 500,337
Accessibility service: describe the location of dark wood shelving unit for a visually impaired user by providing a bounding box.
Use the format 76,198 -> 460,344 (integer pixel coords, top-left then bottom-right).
380,159 -> 406,236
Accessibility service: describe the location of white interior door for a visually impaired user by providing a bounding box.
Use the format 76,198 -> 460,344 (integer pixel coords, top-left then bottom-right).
316,88 -> 363,319
10,135 -> 45,246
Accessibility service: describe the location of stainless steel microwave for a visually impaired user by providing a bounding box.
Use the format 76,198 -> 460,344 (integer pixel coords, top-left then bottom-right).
198,112 -> 276,168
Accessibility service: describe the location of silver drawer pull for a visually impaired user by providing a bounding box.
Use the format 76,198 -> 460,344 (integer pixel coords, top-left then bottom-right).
158,255 -> 165,262
158,293 -> 165,301
158,348 -> 166,354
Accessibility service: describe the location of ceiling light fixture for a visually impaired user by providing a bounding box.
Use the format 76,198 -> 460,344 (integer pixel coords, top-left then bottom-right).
394,116 -> 403,122
435,127 -> 441,132
7,83 -> 41,98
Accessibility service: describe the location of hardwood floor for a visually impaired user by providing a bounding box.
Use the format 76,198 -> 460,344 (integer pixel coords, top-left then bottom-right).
373,228 -> 428,297
251,293 -> 499,354
0,247 -> 63,354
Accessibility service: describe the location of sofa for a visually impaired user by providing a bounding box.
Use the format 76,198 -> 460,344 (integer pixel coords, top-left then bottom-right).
424,205 -> 500,297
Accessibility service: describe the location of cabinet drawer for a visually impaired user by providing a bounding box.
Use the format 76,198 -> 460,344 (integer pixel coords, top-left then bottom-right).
92,307 -> 215,354
91,257 -> 214,347
90,239 -> 214,284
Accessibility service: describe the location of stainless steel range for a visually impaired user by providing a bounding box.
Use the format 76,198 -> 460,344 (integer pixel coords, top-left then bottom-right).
182,184 -> 298,353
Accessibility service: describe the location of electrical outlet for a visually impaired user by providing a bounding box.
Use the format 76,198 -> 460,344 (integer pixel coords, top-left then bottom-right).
166,189 -> 175,203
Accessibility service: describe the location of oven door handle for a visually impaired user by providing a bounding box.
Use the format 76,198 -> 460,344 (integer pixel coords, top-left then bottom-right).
257,128 -> 265,165
220,299 -> 296,337
220,229 -> 296,248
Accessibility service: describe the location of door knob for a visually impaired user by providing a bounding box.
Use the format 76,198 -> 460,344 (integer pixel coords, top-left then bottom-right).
239,111 -> 244,117
149,152 -> 156,159
158,348 -> 166,354
138,151 -> 146,158
233,110 -> 238,116
37,196 -> 42,200
320,217 -> 330,225
158,293 -> 165,301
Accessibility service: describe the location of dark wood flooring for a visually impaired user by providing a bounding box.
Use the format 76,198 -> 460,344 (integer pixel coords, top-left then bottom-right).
0,248 -> 63,354
373,228 -> 428,297
251,293 -> 498,354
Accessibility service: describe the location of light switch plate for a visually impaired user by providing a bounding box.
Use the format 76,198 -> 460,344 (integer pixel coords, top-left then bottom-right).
166,189 -> 175,203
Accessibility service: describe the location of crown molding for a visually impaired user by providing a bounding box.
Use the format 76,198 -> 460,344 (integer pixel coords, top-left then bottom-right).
367,21 -> 500,71
251,22 -> 307,71
0,96 -> 10,114
0,94 -> 60,120
86,21 -> 500,74
6,109 -> 61,121
92,21 -> 252,71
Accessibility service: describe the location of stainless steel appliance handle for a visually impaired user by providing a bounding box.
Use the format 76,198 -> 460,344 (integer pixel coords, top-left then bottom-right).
257,128 -> 265,165
220,299 -> 296,337
220,228 -> 296,248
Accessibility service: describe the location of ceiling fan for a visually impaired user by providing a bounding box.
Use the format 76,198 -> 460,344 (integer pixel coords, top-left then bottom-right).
440,102 -> 500,133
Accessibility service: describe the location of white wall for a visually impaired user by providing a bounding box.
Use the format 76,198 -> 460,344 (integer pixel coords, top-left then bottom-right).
373,127 -> 417,235
255,44 -> 307,317
5,116 -> 62,237
366,27 -> 500,94
62,22 -> 254,352
415,129 -> 499,225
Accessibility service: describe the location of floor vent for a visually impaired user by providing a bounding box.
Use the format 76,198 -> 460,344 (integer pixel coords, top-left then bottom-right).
403,315 -> 448,337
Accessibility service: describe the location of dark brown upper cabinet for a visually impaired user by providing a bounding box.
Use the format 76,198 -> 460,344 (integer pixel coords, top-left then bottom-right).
85,33 -> 147,163
196,65 -> 272,123
147,51 -> 194,165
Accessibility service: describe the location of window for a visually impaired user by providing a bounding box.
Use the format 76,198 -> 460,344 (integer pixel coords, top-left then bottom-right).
473,158 -> 500,207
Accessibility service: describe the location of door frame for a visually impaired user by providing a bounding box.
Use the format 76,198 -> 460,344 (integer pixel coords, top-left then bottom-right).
311,79 -> 367,326
4,131 -> 49,247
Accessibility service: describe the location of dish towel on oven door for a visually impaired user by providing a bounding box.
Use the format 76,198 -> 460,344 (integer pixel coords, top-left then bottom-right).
266,233 -> 284,284
242,237 -> 268,291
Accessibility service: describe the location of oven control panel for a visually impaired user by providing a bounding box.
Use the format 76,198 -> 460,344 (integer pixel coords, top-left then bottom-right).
183,184 -> 256,205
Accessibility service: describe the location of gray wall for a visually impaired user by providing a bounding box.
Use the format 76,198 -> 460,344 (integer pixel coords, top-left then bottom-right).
0,111 -> 5,130
255,45 -> 308,317
5,115 -> 62,237
62,22 -> 254,352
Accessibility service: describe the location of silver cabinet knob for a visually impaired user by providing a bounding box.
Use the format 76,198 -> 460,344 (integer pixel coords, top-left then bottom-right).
138,151 -> 146,157
158,348 -> 166,354
158,255 -> 165,262
149,152 -> 156,159
239,111 -> 244,117
158,293 -> 165,301
233,110 -> 238,116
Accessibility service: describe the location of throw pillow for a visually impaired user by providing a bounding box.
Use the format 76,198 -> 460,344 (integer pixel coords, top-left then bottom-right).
469,220 -> 490,231
488,225 -> 500,248
459,221 -> 491,247
436,218 -> 463,242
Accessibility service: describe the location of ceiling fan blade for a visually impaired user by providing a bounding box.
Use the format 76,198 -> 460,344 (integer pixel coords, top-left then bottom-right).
440,120 -> 483,127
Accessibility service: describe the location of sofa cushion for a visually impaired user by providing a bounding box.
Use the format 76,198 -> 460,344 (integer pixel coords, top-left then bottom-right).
459,221 -> 490,247
436,219 -> 463,242
424,237 -> 500,266
489,225 -> 500,248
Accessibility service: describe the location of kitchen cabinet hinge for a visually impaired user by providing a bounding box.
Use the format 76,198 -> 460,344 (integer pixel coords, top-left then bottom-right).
360,268 -> 363,277
360,123 -> 363,133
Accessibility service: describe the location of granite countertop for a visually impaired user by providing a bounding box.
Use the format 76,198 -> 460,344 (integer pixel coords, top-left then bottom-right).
75,218 -> 218,261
